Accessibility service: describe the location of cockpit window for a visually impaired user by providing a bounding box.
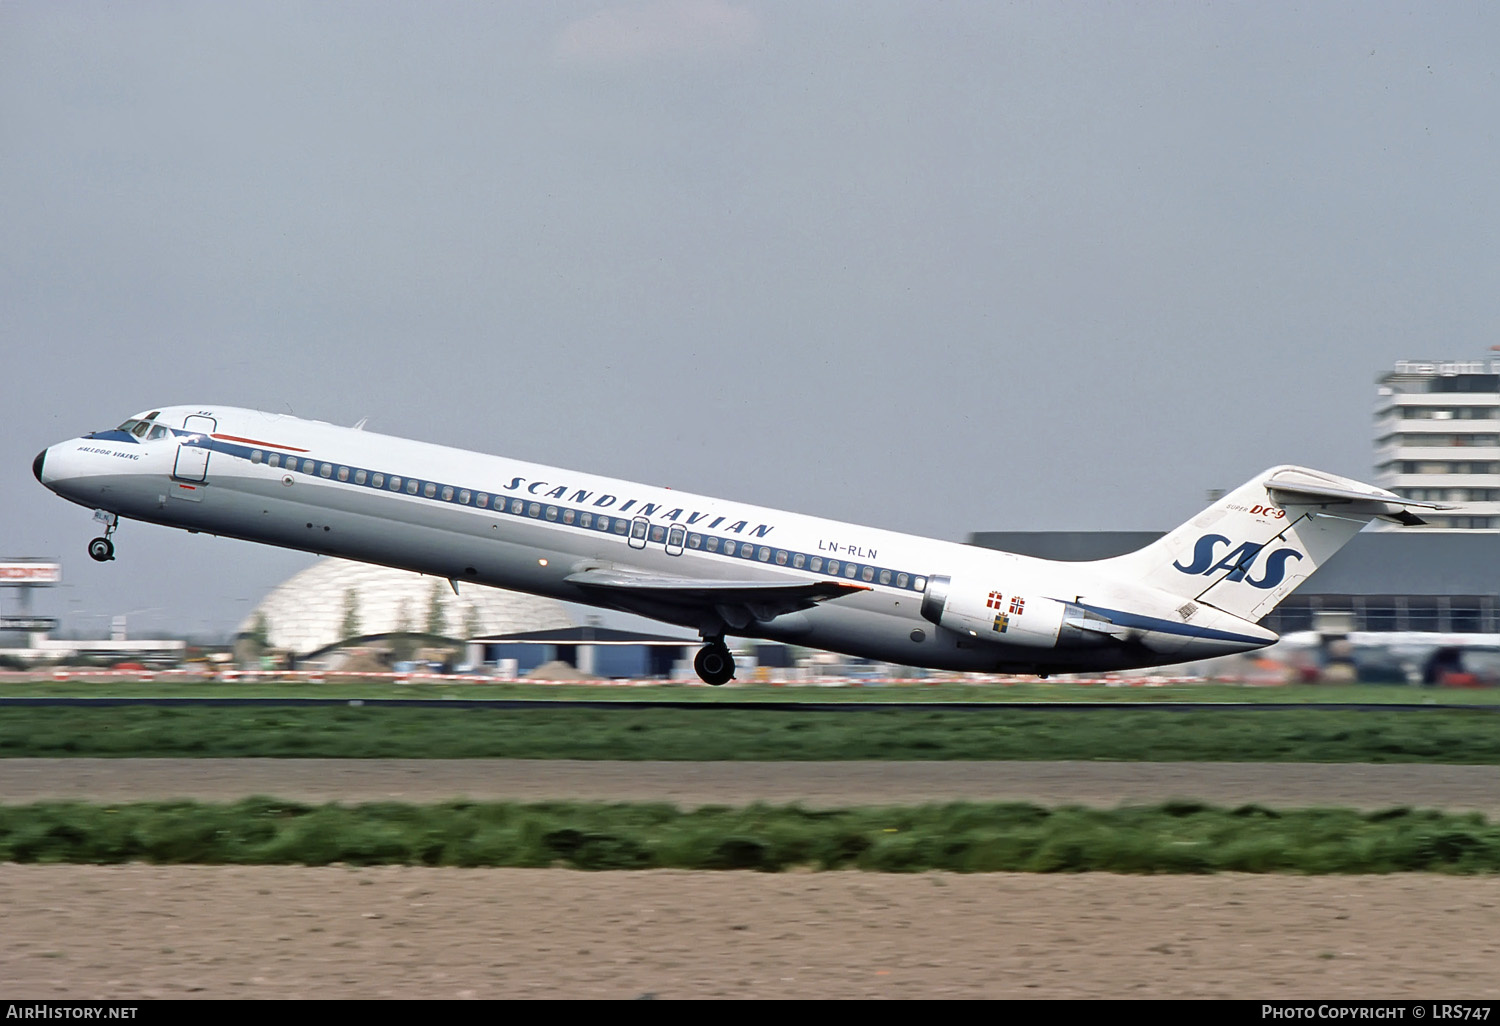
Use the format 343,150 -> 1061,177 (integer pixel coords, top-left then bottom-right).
131,422 -> 150,438
145,411 -> 160,421
116,420 -> 141,434
148,425 -> 168,440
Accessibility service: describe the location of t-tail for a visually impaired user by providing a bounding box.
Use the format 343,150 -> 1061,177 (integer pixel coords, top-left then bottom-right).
1098,465 -> 1445,623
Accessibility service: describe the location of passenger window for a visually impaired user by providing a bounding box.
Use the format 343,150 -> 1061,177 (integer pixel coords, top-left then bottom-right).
879,569 -> 891,585
792,553 -> 805,569
562,509 -> 575,525
613,519 -> 628,535
355,470 -> 367,485
458,490 -> 470,504
826,559 -> 839,575
303,459 -> 316,473
596,516 -> 610,531
476,493 -> 488,508
687,533 -> 702,549
862,566 -> 875,582
372,473 -> 384,488
649,525 -> 665,542
407,480 -> 419,494
845,563 -> 858,578
723,540 -> 736,556
546,506 -> 559,521
389,476 -> 401,490
320,464 -> 333,478
705,537 -> 719,552
897,573 -> 909,588
423,482 -> 436,498
914,577 -> 927,592
758,546 -> 771,561
511,498 -> 524,514
338,467 -> 350,482
528,502 -> 541,517
441,485 -> 453,501
775,550 -> 788,565
268,453 -> 280,468
580,512 -> 592,528
743,545 -> 758,559
810,557 -> 823,572
251,450 -> 263,464
632,520 -> 648,539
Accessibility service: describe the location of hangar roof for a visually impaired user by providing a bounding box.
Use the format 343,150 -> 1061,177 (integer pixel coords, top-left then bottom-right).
238,557 -> 574,655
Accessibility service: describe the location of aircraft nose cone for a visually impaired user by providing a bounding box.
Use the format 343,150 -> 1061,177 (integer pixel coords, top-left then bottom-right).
32,449 -> 46,484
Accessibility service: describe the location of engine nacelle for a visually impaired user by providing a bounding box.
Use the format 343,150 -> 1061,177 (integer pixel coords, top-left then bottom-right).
919,575 -> 1107,649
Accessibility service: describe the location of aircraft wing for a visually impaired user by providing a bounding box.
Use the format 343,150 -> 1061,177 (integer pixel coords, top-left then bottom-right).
564,567 -> 869,631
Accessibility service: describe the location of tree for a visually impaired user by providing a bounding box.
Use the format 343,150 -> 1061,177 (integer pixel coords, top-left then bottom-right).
247,611 -> 270,649
390,598 -> 415,664
341,588 -> 362,641
426,580 -> 447,637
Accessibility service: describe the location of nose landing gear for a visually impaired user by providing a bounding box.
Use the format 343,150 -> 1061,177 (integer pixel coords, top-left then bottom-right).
88,510 -> 118,562
693,638 -> 736,686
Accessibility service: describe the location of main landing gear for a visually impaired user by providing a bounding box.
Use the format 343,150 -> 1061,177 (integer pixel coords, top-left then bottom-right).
88,511 -> 118,562
693,638 -> 735,686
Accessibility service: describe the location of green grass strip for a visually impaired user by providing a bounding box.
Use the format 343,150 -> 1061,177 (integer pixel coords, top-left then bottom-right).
4,680 -> 1498,704
2,799 -> 1498,873
3,705 -> 1500,762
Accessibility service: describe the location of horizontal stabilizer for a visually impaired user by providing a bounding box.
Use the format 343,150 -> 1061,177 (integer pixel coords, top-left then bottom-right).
1262,467 -> 1450,524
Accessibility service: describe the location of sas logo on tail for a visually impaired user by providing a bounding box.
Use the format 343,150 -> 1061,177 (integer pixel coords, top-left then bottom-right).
1172,534 -> 1303,590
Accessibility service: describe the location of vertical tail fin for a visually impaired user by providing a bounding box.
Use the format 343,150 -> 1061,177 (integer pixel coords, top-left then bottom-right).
1097,466 -> 1439,622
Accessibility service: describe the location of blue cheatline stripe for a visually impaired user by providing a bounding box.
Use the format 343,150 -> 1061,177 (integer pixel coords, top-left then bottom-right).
186,435 -> 932,595
1077,603 -> 1272,646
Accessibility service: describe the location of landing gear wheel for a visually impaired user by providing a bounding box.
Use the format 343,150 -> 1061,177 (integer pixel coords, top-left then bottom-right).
88,537 -> 115,562
694,643 -> 735,686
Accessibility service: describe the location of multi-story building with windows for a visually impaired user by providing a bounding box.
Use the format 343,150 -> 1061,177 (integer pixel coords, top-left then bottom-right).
1375,358 -> 1500,530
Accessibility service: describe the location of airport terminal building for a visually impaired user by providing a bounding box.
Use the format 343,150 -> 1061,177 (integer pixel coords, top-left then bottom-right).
1375,358 -> 1500,530
968,531 -> 1500,636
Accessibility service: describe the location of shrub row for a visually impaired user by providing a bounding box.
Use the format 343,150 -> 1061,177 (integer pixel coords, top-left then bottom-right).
3,799 -> 1499,873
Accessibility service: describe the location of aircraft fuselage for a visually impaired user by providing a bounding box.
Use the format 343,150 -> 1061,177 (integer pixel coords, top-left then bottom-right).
36,405 -> 1333,677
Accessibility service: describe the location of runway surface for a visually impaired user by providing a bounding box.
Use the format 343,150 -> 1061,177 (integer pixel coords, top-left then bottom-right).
3,757 -> 1500,813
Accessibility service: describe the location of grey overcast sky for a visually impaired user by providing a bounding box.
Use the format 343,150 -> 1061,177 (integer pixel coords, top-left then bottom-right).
4,1 -> 1500,640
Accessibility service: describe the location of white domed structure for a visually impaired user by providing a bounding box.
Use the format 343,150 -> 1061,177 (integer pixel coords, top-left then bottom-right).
238,558 -> 573,656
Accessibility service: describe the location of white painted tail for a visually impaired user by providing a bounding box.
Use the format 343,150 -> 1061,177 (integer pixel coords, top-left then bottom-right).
1097,465 -> 1437,622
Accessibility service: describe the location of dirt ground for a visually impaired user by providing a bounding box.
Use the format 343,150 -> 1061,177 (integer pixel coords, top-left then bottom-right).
4,759 -> 1500,1000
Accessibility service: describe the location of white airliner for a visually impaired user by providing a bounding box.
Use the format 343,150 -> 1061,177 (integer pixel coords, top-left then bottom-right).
33,405 -> 1440,684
